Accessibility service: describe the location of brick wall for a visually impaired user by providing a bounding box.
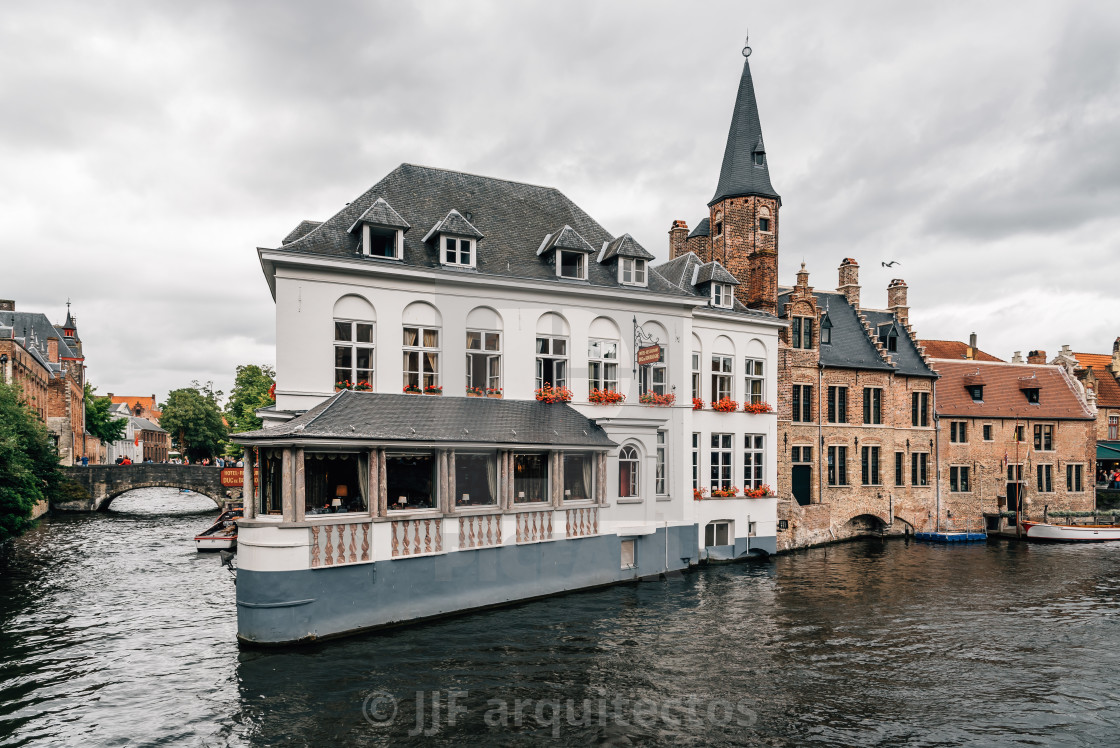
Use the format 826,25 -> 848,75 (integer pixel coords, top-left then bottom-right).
709,195 -> 778,314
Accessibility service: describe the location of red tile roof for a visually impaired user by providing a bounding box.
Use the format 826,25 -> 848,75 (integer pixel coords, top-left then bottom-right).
918,340 -> 1003,362
1073,353 -> 1120,408
110,395 -> 162,420
932,359 -> 1093,420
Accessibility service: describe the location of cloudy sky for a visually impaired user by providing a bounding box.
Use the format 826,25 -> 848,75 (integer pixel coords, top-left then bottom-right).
3,1 -> 1119,403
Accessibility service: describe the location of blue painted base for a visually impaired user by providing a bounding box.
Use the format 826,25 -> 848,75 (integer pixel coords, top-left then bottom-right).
238,526 -> 704,645
914,532 -> 988,543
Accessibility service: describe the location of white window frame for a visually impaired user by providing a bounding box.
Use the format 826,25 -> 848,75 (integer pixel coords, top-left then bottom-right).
536,335 -> 568,389
655,431 -> 667,496
466,329 -> 501,392
588,339 -> 619,392
744,434 -> 765,490
557,250 -> 587,280
334,319 -> 375,388
362,224 -> 403,260
711,355 -> 732,401
691,352 -> 701,401
744,358 -> 764,405
403,326 -> 440,390
640,361 -> 667,397
710,433 -> 733,491
705,520 -> 730,547
619,257 -> 648,287
618,444 -> 640,499
691,432 -> 700,490
712,283 -> 733,308
441,235 -> 476,268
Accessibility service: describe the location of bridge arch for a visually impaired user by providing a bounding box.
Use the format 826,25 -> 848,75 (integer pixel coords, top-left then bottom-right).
58,465 -> 231,512
101,483 -> 226,511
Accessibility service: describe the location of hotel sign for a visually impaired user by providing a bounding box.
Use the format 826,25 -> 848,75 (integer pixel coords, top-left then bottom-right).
637,345 -> 663,366
220,467 -> 258,487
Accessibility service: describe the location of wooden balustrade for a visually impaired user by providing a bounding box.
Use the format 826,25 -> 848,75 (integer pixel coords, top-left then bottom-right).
310,522 -> 371,568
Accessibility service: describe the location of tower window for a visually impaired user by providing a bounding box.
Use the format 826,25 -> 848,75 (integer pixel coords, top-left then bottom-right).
758,217 -> 770,232
714,212 -> 723,237
754,152 -> 765,166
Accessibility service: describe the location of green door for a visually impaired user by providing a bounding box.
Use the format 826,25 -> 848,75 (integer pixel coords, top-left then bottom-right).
792,465 -> 812,506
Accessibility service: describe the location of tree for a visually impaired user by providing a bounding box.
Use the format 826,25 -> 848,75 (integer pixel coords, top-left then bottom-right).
226,364 -> 275,435
159,381 -> 227,462
84,383 -> 126,443
0,381 -> 61,541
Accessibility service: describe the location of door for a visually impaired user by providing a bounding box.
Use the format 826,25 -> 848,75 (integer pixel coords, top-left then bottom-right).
792,465 -> 812,506
1006,483 -> 1021,515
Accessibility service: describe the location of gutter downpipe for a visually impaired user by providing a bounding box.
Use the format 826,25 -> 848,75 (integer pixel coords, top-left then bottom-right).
933,379 -> 941,533
818,361 -> 824,507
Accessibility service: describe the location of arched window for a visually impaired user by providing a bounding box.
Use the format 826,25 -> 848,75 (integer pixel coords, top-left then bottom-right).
619,445 -> 639,498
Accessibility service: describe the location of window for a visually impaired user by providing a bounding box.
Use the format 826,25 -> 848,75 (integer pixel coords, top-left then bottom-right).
258,448 -> 283,515
1033,424 -> 1054,451
1111,416 -> 1119,441
536,336 -> 568,388
455,452 -> 498,506
364,226 -> 400,259
894,451 -> 904,486
968,385 -> 984,402
711,355 -> 732,401
950,466 -> 971,493
386,452 -> 436,510
1014,425 -> 1025,442
883,331 -> 898,352
744,435 -> 765,490
466,330 -> 501,392
1036,463 -> 1053,493
691,352 -> 701,401
619,258 -> 647,286
1067,464 -> 1084,493
911,453 -> 929,486
863,388 -> 882,425
691,433 -> 700,489
403,327 -> 440,391
710,434 -> 733,490
792,445 -> 813,463
714,212 -> 723,237
950,422 -> 968,443
753,151 -> 765,166
827,446 -> 848,486
705,521 -> 730,547
820,322 -> 831,345
1007,464 -> 1023,483
655,432 -> 667,495
912,392 -> 929,427
588,339 -> 619,392
861,446 -> 881,486
640,359 -> 667,397
758,217 -> 770,232
826,386 -> 847,424
557,250 -> 586,280
792,384 -> 813,423
621,539 -> 636,568
563,453 -> 593,501
442,236 -> 474,267
1024,388 -> 1040,404
791,317 -> 814,349
712,283 -> 733,308
618,446 -> 639,498
514,452 -> 549,503
304,453 -> 367,515
334,320 -> 374,388
983,424 -> 993,441
744,358 -> 764,405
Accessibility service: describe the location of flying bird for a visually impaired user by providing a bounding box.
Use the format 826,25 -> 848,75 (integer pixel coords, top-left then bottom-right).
881,261 -> 900,268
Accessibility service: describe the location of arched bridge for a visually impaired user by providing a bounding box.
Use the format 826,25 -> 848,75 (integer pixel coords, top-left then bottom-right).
58,465 -> 230,511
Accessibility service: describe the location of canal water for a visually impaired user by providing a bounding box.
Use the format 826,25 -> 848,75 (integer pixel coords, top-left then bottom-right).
2,489 -> 1120,747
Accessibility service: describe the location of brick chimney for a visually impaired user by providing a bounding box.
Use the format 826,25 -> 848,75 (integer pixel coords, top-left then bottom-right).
967,332 -> 978,360
887,279 -> 908,325
0,299 -> 13,312
838,258 -> 860,309
47,336 -> 59,363
796,262 -> 810,289
668,220 -> 689,260
1027,350 -> 1047,365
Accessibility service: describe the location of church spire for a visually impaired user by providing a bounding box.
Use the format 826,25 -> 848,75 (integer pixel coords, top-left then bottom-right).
709,39 -> 780,206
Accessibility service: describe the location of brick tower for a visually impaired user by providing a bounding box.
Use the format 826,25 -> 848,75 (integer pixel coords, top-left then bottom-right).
708,49 -> 780,315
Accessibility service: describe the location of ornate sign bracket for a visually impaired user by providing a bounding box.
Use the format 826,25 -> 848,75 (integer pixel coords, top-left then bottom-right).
633,316 -> 662,374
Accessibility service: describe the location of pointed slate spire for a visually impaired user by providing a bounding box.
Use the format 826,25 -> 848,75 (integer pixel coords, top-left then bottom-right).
709,54 -> 780,206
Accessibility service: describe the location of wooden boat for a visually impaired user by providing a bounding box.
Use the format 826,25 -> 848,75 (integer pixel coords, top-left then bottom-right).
194,506 -> 242,552
1020,520 -> 1120,542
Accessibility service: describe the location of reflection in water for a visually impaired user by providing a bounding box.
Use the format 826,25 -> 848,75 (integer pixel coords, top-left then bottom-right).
3,490 -> 1120,746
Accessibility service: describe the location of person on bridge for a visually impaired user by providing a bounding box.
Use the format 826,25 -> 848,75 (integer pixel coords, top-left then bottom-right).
121,456 -> 132,465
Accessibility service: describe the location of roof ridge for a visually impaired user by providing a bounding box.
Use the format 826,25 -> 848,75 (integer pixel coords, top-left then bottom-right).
400,162 -> 565,193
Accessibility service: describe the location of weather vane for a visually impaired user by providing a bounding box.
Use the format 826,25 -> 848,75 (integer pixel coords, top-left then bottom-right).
742,31 -> 751,58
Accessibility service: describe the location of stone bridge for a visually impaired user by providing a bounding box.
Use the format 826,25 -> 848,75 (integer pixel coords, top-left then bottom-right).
57,464 -> 231,511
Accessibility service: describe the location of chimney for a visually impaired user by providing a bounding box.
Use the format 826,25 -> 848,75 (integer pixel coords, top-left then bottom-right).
1111,337 -> 1120,376
1012,351 -> 1024,364
796,262 -> 810,289
0,299 -> 13,312
887,279 -> 908,325
1027,350 -> 1047,365
47,336 -> 59,363
838,258 -> 860,309
668,220 -> 689,260
967,332 -> 978,360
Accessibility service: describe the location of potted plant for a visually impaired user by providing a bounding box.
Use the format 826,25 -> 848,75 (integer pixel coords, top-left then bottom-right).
403,384 -> 422,395
466,386 -> 484,398
535,384 -> 573,403
424,384 -> 443,396
692,397 -> 704,411
335,380 -> 351,392
486,387 -> 503,399
353,380 -> 372,392
710,486 -> 740,498
639,392 -> 676,407
711,397 -> 738,413
743,484 -> 774,499
743,401 -> 773,414
589,388 -> 626,405
693,487 -> 709,501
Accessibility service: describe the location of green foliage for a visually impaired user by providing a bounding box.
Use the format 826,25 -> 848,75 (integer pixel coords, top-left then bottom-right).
84,383 -> 126,443
0,381 -> 61,542
225,364 -> 275,435
159,381 -> 228,462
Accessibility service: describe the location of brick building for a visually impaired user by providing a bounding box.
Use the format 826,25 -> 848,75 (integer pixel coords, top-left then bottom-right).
1050,341 -> 1120,482
108,394 -> 162,424
933,357 -> 1096,527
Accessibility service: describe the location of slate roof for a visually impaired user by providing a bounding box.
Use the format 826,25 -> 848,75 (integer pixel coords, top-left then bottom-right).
130,416 -> 166,433
933,360 -> 1094,420
863,310 -> 936,378
424,208 -> 483,240
694,261 -> 740,287
266,164 -> 692,298
599,233 -> 655,262
347,197 -> 411,233
918,339 -> 1004,362
537,225 -> 595,256
1073,352 -> 1120,408
710,58 -> 780,206
688,218 -> 710,239
651,253 -> 777,320
0,310 -> 76,361
233,391 -> 617,448
282,220 -> 322,245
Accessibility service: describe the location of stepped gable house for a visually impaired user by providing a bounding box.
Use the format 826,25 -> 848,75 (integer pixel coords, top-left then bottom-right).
231,49 -> 785,644
1050,342 -> 1120,476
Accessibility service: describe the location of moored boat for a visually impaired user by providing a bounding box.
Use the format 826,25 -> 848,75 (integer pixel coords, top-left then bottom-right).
194,505 -> 242,552
1021,520 -> 1120,542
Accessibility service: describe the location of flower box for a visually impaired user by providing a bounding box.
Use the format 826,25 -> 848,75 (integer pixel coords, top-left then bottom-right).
693,488 -> 709,501
535,384 -> 573,403
639,392 -> 676,407
424,385 -> 443,396
692,397 -> 704,411
466,387 -> 484,397
486,388 -> 503,398
743,401 -> 773,414
336,380 -> 372,392
589,388 -> 626,405
710,397 -> 738,413
710,487 -> 740,498
743,484 -> 774,499
403,385 -> 422,395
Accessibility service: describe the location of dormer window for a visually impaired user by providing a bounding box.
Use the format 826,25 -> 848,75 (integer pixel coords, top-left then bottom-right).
620,258 -> 647,286
442,236 -> 475,268
711,283 -> 733,308
753,152 -> 765,166
879,325 -> 899,352
1024,388 -> 1040,404
968,385 -> 984,402
557,250 -> 586,280
364,226 -> 402,259
820,314 -> 832,345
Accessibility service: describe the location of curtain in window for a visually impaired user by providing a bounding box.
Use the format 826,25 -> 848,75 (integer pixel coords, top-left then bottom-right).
582,456 -> 592,501
358,452 -> 370,508
423,329 -> 439,347
486,454 -> 497,503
